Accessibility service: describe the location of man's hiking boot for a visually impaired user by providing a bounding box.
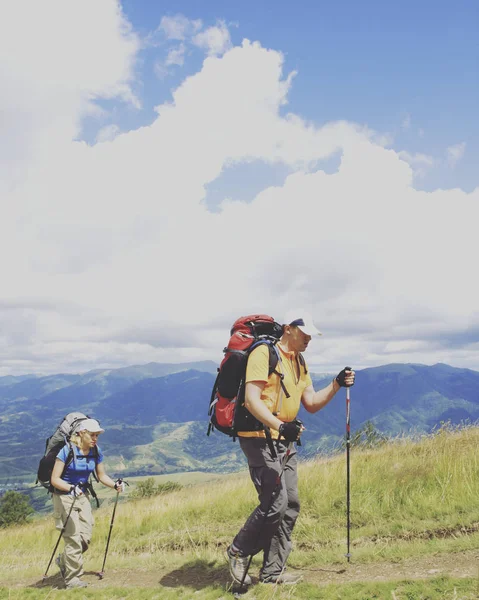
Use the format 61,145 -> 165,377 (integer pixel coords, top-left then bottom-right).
260,571 -> 303,585
65,578 -> 88,589
55,555 -> 66,579
226,545 -> 252,586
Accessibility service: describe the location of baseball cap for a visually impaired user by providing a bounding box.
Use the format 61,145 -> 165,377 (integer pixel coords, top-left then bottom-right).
76,419 -> 105,434
284,310 -> 322,336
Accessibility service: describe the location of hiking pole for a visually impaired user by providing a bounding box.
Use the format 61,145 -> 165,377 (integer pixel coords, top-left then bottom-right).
345,386 -> 351,563
42,495 -> 77,582
97,479 -> 128,579
237,440 -> 294,591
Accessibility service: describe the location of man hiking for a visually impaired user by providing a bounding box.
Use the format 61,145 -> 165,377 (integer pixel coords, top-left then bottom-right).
227,310 -> 355,586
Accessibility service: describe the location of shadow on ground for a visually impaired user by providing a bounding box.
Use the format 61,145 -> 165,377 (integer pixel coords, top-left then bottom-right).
30,570 -> 99,589
29,573 -> 62,589
160,559 -> 237,591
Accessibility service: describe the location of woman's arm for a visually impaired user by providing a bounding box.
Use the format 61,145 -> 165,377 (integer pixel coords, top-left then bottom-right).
95,462 -> 117,489
51,458 -> 72,492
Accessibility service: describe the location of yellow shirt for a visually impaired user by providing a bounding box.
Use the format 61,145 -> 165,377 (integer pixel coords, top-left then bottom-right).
238,343 -> 312,439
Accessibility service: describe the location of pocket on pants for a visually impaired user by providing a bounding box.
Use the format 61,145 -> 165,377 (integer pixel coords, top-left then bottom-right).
53,507 -> 63,530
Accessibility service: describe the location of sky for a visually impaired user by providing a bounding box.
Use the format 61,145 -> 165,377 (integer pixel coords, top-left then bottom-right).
1,0 -> 478,376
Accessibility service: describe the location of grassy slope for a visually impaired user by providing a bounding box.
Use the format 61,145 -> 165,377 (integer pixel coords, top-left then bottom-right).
1,425 -> 478,599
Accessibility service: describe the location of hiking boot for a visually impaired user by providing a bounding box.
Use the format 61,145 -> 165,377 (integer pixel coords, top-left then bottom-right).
65,578 -> 88,589
260,571 -> 303,585
226,545 -> 252,586
55,555 -> 66,579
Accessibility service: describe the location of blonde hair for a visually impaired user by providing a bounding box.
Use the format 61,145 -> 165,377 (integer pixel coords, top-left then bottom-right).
69,432 -> 82,448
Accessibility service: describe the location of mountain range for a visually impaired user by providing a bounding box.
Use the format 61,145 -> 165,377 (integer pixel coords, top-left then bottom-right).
0,361 -> 478,486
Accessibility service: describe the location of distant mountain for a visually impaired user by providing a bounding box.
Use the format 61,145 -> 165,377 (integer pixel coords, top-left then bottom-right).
0,362 -> 477,485
100,370 -> 213,424
0,374 -> 37,388
299,363 -> 479,452
0,361 -> 218,405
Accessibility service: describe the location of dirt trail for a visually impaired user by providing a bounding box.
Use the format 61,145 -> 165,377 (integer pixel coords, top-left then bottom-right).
20,549 -> 478,592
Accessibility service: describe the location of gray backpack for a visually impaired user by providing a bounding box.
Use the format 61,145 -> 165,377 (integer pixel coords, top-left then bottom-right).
37,412 -> 90,490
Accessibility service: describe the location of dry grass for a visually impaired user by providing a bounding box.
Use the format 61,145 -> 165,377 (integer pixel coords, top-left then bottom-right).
1,425 -> 478,599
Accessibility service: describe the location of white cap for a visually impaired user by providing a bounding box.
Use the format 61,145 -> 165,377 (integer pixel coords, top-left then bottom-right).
284,310 -> 322,336
76,419 -> 105,434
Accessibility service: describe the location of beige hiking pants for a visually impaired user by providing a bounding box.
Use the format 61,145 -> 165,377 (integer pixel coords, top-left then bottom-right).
52,492 -> 93,585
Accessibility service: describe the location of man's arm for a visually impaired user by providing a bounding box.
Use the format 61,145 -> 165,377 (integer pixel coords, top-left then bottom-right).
301,380 -> 340,413
302,369 -> 355,413
244,381 -> 283,432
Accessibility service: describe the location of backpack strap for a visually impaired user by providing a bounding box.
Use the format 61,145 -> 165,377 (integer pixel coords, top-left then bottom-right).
91,445 -> 100,483
269,344 -> 289,418
207,369 -> 221,437
263,425 -> 278,460
86,480 -> 100,508
47,444 -> 75,494
60,445 -> 75,480
298,352 -> 308,374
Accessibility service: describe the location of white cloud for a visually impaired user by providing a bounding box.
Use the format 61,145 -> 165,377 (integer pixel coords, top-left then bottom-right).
96,124 -> 121,143
192,21 -> 232,56
447,142 -> 466,168
165,44 -> 187,67
398,150 -> 435,176
152,16 -> 233,77
0,0 -> 139,191
158,15 -> 202,41
154,44 -> 187,78
0,8 -> 478,376
401,114 -> 411,130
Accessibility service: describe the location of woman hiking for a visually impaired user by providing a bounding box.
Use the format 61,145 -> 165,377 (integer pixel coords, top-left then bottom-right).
50,418 -> 124,589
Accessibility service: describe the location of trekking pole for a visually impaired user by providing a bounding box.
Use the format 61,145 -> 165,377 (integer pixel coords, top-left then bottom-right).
237,441 -> 294,591
345,386 -> 351,563
42,495 -> 77,582
97,479 -> 128,579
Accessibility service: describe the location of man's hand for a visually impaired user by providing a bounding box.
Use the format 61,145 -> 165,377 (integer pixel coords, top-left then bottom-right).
336,367 -> 355,388
279,419 -> 304,443
70,484 -> 84,497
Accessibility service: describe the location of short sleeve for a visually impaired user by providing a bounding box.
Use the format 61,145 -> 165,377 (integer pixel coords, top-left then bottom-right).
56,445 -> 69,462
245,344 -> 270,384
96,447 -> 104,464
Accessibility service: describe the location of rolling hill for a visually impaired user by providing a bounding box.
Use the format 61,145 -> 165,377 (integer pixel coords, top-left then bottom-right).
0,361 -> 477,486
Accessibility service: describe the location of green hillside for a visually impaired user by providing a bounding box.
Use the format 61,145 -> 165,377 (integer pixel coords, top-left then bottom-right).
1,425 -> 478,599
1,362 -> 478,488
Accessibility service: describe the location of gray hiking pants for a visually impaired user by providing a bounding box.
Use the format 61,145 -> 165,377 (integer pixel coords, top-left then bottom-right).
233,437 -> 300,579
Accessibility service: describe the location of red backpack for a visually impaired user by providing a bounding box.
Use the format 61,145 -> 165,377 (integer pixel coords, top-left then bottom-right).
207,314 -> 285,438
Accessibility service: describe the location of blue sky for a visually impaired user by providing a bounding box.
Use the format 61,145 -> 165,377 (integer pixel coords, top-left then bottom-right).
1,0 -> 478,375
83,0 -> 479,194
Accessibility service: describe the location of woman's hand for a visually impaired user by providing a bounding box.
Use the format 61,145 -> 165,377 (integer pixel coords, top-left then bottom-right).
114,478 -> 126,493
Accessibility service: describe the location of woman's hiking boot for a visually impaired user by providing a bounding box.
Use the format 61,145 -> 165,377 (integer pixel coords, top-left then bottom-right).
65,578 -> 88,589
55,555 -> 66,579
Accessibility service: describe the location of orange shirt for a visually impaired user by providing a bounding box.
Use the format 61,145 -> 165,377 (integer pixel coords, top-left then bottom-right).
238,343 -> 312,439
